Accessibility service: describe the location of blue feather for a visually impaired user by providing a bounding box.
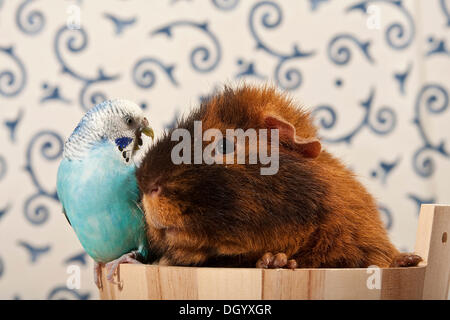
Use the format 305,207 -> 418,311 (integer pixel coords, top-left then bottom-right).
115,137 -> 133,149
57,140 -> 148,263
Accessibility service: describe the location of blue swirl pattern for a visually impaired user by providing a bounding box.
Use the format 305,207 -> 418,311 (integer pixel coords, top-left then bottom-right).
0,0 -> 449,300
412,84 -> 449,178
408,193 -> 437,216
17,240 -> 51,263
312,89 -> 396,144
378,204 -> 393,230
347,0 -> 415,50
132,57 -> 178,89
16,0 -> 45,35
23,131 -> 64,225
327,34 -> 374,65
249,1 -> 315,90
426,36 -> 450,57
47,286 -> 90,300
0,46 -> 27,97
211,0 -> 239,11
151,21 -> 222,73
0,203 -> 10,222
439,0 -> 450,26
103,13 -> 137,35
54,26 -> 120,111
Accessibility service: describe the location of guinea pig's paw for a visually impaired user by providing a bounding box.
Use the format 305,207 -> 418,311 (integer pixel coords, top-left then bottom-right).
256,252 -> 297,269
389,253 -> 423,268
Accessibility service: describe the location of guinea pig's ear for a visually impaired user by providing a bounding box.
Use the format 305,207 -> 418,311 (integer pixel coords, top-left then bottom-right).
264,115 -> 321,158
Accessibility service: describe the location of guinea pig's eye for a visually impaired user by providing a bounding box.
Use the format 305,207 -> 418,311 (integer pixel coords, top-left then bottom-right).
125,116 -> 133,126
216,138 -> 234,155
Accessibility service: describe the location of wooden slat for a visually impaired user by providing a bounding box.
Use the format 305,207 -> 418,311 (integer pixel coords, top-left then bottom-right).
114,264 -> 151,299
262,267 -> 426,300
157,265 -> 198,299
100,265 -> 427,300
415,204 -> 450,299
380,267 -> 425,300
197,268 -> 262,300
262,268 -> 312,299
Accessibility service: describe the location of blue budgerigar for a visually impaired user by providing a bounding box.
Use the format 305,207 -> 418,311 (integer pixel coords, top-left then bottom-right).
57,99 -> 154,288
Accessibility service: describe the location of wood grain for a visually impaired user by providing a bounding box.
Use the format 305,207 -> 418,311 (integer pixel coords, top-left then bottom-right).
415,204 -> 450,299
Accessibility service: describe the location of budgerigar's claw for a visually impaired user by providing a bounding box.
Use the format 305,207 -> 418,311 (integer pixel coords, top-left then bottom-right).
105,251 -> 142,286
94,261 -> 103,289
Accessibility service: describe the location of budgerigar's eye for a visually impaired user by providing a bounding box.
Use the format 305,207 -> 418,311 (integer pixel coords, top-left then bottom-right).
125,116 -> 133,126
216,138 -> 234,155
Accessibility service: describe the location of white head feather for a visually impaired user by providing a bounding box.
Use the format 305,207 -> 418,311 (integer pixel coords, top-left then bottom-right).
63,99 -> 153,161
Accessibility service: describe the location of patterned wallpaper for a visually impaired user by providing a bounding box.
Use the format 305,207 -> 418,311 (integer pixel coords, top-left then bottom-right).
0,0 -> 449,299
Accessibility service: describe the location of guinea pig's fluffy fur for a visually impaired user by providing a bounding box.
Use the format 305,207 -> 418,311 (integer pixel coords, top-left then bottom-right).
136,85 -> 421,269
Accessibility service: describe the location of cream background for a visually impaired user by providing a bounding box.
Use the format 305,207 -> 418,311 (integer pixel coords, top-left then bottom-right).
0,0 -> 449,299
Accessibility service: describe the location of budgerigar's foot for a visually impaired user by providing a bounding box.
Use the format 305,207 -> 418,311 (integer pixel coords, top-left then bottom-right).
256,252 -> 297,269
94,262 -> 103,289
105,251 -> 142,286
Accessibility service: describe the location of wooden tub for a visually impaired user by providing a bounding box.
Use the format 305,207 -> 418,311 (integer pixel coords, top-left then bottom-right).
99,204 -> 449,300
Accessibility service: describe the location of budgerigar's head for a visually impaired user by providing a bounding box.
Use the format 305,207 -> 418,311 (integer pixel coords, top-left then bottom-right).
63,99 -> 154,162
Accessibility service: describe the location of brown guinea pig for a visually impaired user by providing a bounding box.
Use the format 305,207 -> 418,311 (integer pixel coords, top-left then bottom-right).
136,85 -> 421,269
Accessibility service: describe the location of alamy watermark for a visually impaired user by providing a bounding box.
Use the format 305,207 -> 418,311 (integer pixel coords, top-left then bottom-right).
366,4 -> 381,30
170,121 -> 280,175
66,4 -> 81,30
66,265 -> 81,290
366,265 -> 381,290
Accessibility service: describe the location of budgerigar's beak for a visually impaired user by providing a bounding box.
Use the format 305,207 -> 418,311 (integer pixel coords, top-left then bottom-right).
134,118 -> 154,152
142,127 -> 154,140
141,117 -> 154,140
